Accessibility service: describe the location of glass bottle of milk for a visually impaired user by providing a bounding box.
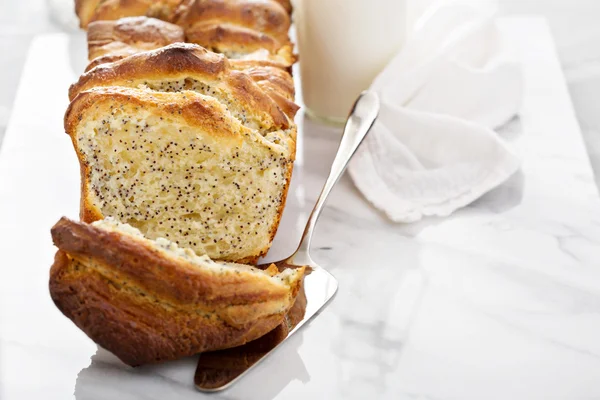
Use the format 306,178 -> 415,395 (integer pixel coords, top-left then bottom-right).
293,0 -> 407,124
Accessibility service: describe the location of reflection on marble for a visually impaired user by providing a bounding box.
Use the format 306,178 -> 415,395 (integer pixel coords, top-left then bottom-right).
76,342 -> 311,400
2,17 -> 600,400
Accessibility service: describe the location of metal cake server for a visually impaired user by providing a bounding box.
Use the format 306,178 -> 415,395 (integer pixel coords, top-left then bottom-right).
195,91 -> 380,392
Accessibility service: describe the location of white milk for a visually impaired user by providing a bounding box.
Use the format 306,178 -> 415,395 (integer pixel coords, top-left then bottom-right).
293,0 -> 407,123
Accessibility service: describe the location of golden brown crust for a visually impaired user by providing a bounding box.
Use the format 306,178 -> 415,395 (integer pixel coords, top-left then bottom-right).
76,0 -> 291,27
83,15 -> 294,71
237,65 -> 298,119
65,86 -> 247,142
185,22 -> 281,55
273,0 -> 292,14
81,17 -> 298,118
85,53 -> 132,72
227,57 -> 294,73
238,65 -> 294,99
87,17 -> 185,61
173,0 -> 294,66
76,0 -> 295,67
49,252 -> 286,366
49,218 -> 305,366
70,43 -> 293,129
76,0 -> 183,28
174,0 -> 290,43
79,0 -> 153,28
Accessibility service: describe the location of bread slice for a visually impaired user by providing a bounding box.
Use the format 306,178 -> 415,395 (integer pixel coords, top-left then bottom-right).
76,0 -> 182,28
66,44 -> 297,263
49,217 -> 305,366
86,16 -> 185,71
173,0 -> 295,67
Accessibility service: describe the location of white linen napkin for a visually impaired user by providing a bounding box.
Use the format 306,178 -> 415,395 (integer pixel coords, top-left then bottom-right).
348,1 -> 522,223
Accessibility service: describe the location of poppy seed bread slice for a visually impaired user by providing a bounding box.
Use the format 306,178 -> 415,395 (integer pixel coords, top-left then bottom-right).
49,217 -> 305,366
65,46 -> 297,263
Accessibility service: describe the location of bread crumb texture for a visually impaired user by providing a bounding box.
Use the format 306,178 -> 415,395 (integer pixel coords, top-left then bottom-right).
73,86 -> 293,262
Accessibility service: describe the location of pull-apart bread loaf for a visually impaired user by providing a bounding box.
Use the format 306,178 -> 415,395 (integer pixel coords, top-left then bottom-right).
49,217 -> 305,366
66,43 -> 298,264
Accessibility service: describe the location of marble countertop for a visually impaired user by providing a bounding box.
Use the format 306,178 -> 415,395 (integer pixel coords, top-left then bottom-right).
1,16 -> 600,399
